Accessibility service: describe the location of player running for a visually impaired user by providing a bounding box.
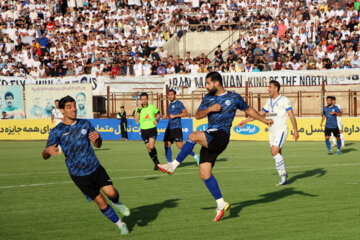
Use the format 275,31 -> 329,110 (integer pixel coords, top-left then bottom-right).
320,96 -> 342,155
42,96 -> 130,235
134,92 -> 162,170
164,89 -> 200,165
158,72 -> 273,222
330,97 -> 345,147
239,80 -> 299,185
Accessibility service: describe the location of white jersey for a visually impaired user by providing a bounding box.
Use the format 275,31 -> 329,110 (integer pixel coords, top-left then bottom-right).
52,108 -> 63,126
262,95 -> 292,132
335,104 -> 343,130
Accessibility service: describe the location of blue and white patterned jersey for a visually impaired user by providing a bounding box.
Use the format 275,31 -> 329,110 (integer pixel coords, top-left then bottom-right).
198,91 -> 249,136
323,105 -> 341,129
168,100 -> 186,129
46,119 -> 100,176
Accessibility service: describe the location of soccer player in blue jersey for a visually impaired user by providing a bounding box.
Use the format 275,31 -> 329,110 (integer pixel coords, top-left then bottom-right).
42,96 -> 130,235
164,89 -> 200,165
158,72 -> 273,222
320,96 -> 342,155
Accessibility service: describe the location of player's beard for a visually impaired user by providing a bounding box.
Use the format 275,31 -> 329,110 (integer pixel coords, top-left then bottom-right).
208,86 -> 217,96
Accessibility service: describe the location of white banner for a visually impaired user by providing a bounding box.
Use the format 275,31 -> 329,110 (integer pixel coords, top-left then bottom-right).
0,75 -> 105,95
1,69 -> 359,94
166,69 -> 360,93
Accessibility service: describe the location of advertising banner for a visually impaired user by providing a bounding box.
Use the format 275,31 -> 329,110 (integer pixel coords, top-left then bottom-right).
0,119 -> 54,140
25,84 -> 93,119
193,117 -> 360,142
90,118 -> 193,141
0,85 -> 25,119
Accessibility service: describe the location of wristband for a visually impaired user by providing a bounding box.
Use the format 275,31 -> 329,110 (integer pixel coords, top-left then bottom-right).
137,109 -> 141,113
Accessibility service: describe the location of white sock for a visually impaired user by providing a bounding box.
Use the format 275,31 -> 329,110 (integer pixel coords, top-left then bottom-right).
273,153 -> 286,176
340,133 -> 345,146
115,219 -> 124,228
172,160 -> 181,170
330,134 -> 336,145
216,198 -> 225,209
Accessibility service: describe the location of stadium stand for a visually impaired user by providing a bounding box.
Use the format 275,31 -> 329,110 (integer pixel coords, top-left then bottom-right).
0,0 -> 359,77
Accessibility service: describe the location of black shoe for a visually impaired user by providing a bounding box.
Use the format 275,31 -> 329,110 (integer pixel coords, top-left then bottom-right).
154,165 -> 159,170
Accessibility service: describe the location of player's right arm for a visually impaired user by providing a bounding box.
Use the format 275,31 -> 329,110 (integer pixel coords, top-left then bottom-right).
320,107 -> 326,127
134,104 -> 142,123
42,129 -> 59,159
195,95 -> 221,119
238,109 -> 266,128
244,107 -> 273,127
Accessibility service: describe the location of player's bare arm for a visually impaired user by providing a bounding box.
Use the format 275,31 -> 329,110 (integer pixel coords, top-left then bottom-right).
238,109 -> 266,128
195,104 -> 221,120
244,107 -> 273,127
170,109 -> 188,119
320,115 -> 326,127
154,112 -> 161,124
134,103 -> 142,123
287,109 -> 299,141
42,144 -> 59,159
89,131 -> 102,148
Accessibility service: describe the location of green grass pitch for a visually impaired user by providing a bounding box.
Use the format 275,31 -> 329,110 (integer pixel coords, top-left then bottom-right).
0,140 -> 359,240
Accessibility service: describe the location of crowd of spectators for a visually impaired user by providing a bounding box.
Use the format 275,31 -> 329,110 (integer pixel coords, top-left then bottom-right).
0,0 -> 359,78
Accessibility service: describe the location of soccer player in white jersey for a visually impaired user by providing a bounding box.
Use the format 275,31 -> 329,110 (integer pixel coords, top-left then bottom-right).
51,99 -> 64,152
330,97 -> 345,147
239,80 -> 299,185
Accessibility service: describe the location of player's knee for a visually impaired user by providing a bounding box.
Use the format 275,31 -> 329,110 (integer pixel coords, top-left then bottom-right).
270,149 -> 278,157
188,132 -> 197,141
199,171 -> 211,181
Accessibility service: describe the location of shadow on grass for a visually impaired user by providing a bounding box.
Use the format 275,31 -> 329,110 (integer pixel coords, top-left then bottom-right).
144,177 -> 160,180
202,188 -> 317,220
344,143 -> 355,147
178,158 -> 228,168
94,148 -> 110,151
287,168 -> 327,184
123,198 -> 180,232
341,148 -> 356,154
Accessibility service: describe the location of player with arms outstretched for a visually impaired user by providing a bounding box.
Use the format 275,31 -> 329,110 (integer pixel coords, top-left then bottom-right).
158,72 -> 272,222
239,80 -> 299,185
42,96 -> 130,235
164,89 -> 200,165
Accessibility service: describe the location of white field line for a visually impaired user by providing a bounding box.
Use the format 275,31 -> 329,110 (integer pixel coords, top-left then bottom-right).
0,162 -> 360,189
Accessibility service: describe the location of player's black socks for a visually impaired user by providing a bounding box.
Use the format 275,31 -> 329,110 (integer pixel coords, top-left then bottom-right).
149,148 -> 159,164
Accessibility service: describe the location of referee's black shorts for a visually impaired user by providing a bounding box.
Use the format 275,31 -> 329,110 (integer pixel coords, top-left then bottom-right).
325,127 -> 340,137
200,129 -> 229,167
70,165 -> 113,200
141,127 -> 157,143
164,128 -> 183,143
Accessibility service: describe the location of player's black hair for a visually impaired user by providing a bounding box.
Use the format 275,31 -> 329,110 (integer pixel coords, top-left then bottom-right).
59,95 -> 75,109
269,80 -> 281,91
168,89 -> 177,95
120,106 -> 125,108
140,92 -> 148,99
2,111 -> 6,114
326,96 -> 333,100
331,96 -> 336,100
4,91 -> 14,99
55,99 -> 59,103
205,72 -> 223,86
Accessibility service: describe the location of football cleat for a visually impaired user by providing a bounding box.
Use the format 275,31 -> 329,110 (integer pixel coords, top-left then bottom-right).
214,202 -> 231,222
277,173 -> 289,186
112,201 -> 130,216
119,222 -> 129,235
337,150 -> 341,155
328,150 -> 333,155
157,163 -> 174,175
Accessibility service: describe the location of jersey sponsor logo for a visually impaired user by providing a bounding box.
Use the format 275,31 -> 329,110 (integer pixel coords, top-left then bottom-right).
145,114 -> 150,119
225,100 -> 231,106
233,124 -> 260,135
270,113 -> 278,117
196,123 -> 208,131
81,129 -> 87,135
